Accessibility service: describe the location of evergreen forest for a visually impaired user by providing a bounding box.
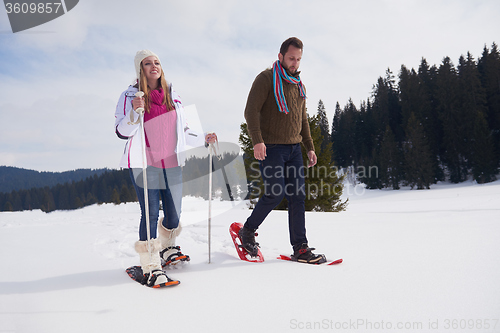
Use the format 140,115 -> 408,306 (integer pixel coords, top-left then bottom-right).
0,153 -> 240,213
330,43 -> 499,189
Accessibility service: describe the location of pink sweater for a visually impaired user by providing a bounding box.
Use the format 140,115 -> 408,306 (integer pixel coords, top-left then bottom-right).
143,89 -> 178,168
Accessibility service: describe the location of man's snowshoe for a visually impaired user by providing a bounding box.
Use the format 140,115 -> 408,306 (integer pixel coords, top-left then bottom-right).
229,222 -> 264,262
290,243 -> 327,264
238,224 -> 260,257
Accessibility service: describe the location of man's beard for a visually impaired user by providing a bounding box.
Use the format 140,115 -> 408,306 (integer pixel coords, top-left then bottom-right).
282,62 -> 297,73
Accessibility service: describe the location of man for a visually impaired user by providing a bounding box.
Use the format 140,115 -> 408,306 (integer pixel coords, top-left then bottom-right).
240,37 -> 326,264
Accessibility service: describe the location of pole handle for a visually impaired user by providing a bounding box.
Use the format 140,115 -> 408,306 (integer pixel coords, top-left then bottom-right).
135,91 -> 145,114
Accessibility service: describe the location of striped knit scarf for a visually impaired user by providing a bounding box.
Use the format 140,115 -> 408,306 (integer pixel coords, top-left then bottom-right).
272,60 -> 306,114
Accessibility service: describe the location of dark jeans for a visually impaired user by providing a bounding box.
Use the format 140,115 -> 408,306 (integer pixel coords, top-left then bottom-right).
245,143 -> 308,247
130,166 -> 183,241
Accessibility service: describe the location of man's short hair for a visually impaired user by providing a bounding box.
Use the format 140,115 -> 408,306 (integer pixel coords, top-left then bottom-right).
279,37 -> 303,56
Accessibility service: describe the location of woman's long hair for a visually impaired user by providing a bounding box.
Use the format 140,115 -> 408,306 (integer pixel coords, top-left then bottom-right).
135,64 -> 174,113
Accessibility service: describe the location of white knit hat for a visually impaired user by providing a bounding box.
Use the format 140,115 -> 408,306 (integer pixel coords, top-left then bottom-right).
134,49 -> 161,79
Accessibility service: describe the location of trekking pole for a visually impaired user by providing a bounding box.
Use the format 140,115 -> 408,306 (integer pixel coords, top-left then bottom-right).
207,134 -> 222,263
136,91 -> 153,261
208,141 -> 214,263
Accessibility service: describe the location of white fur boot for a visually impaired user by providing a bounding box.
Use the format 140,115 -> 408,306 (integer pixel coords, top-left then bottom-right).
135,239 -> 170,287
158,219 -> 190,265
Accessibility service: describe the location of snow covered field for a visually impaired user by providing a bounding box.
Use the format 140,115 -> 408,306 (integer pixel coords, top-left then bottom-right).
1,180 -> 499,333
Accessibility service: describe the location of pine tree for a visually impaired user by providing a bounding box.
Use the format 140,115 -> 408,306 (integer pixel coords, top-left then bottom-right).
238,105 -> 347,212
342,98 -> 381,188
478,43 -> 500,168
239,122 -> 264,207
86,192 -> 97,206
111,188 -> 121,205
355,100 -> 371,163
69,182 -> 81,209
418,58 -> 444,182
10,191 -> 22,211
359,146 -> 383,189
399,65 -> 421,130
404,113 -> 433,189
379,125 -> 403,189
331,100 -> 357,167
120,184 -> 134,203
358,99 -> 377,166
369,69 -> 403,189
331,102 -> 344,165
41,188 -> 55,212
457,53 -> 488,163
302,113 -> 347,212
3,201 -> 13,211
317,100 -> 330,155
372,69 -> 403,142
436,57 -> 467,183
57,185 -> 69,210
372,76 -> 390,136
399,62 -> 442,184
22,190 -> 32,210
471,111 -> 498,183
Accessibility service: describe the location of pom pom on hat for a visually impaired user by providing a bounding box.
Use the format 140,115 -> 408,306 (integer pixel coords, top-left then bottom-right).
134,49 -> 161,79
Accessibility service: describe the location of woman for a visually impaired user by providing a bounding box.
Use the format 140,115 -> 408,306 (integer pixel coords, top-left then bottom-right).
115,50 -> 216,287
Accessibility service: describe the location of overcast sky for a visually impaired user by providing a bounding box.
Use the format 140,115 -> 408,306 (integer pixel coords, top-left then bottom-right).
0,0 -> 499,172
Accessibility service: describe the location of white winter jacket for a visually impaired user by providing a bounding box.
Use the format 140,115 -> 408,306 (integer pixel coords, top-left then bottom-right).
114,84 -> 205,169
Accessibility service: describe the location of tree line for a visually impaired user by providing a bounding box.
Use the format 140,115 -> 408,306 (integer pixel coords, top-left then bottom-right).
0,166 -> 109,193
330,43 -> 500,189
0,169 -> 136,212
0,154 -> 241,212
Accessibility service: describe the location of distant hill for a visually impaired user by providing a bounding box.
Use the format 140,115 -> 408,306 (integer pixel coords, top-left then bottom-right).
0,166 -> 110,193
0,154 -> 243,212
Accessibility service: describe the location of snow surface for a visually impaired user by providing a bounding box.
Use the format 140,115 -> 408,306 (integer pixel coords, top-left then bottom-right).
1,180 -> 500,333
